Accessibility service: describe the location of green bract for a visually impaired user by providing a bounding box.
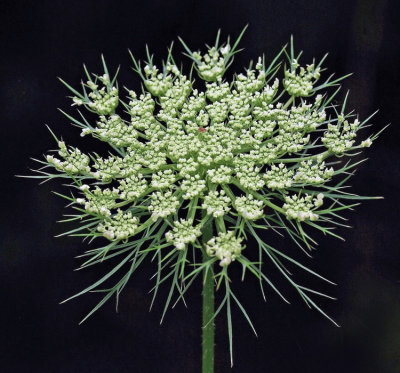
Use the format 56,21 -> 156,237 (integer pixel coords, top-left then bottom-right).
27,28 -> 384,365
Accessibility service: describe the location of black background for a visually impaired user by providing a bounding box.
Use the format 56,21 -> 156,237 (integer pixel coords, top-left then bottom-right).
1,0 -> 400,372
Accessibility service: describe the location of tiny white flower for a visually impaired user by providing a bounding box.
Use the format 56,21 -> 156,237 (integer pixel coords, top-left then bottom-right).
103,231 -> 115,240
220,44 -> 230,56
360,138 -> 372,148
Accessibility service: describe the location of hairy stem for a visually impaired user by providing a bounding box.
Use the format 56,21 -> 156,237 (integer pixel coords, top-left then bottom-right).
202,214 -> 214,373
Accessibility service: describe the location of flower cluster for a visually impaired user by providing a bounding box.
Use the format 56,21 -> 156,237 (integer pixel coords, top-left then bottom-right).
97,210 -> 139,241
33,30 -> 381,338
234,162 -> 265,191
282,193 -> 324,222
43,33 -> 376,267
46,141 -> 90,175
143,65 -> 174,97
192,47 -> 227,81
283,59 -> 320,97
264,163 -> 294,189
72,74 -> 119,115
165,219 -> 202,250
294,160 -> 334,184
181,175 -> 207,199
151,169 -> 176,189
234,194 -> 264,220
206,231 -> 245,267
82,114 -> 138,147
322,118 -> 358,154
202,190 -> 231,217
207,165 -> 232,184
118,174 -> 148,200
148,190 -> 180,221
76,186 -> 119,217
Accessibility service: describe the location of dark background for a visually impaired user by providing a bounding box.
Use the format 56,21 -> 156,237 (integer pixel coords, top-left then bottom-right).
1,0 -> 400,372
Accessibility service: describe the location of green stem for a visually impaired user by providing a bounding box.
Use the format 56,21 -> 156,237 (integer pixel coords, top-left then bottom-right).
202,214 -> 214,373
282,95 -> 294,109
230,180 -> 285,214
275,150 -> 332,164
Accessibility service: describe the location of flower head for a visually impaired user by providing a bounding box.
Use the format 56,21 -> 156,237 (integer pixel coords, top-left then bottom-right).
206,231 -> 245,267
30,29 -> 383,349
165,219 -> 202,250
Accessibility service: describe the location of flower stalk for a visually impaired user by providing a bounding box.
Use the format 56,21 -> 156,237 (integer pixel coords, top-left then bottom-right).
202,212 -> 215,373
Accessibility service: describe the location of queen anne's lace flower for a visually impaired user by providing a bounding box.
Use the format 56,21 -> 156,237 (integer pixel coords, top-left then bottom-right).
294,160 -> 334,184
322,118 -> 358,154
264,163 -> 294,189
234,161 -> 265,191
46,141 -> 90,175
118,174 -> 148,200
151,169 -> 177,189
73,74 -> 119,115
82,114 -> 138,147
97,210 -> 139,241
282,193 -> 324,222
41,32 -> 378,273
193,47 -> 226,81
165,219 -> 202,250
206,231 -> 245,267
181,175 -> 207,199
234,194 -> 264,220
207,165 -> 232,184
148,190 -> 180,221
76,186 -> 119,217
34,30 -> 381,338
283,59 -> 320,97
202,190 -> 231,217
